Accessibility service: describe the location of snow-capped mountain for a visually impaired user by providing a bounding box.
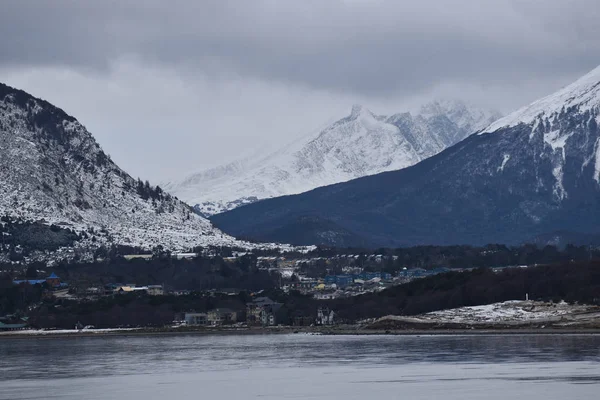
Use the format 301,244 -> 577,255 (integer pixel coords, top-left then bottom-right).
0,82 -> 258,252
166,100 -> 501,215
480,65 -> 600,201
212,65 -> 600,248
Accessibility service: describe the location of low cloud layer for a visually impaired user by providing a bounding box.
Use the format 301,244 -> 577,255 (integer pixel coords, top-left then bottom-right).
1,0 -> 599,181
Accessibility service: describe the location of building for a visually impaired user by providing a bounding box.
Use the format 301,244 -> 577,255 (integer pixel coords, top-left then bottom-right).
123,254 -> 153,260
289,279 -> 319,291
246,297 -> 283,326
184,313 -> 208,326
114,285 -> 164,295
173,253 -> 197,260
324,275 -> 353,288
404,268 -> 427,278
0,315 -> 28,331
147,285 -> 164,296
13,272 -> 65,288
428,267 -> 451,275
45,273 -> 61,287
207,308 -> 238,326
316,307 -> 335,326
0,321 -> 27,331
313,291 -> 337,300
114,285 -> 135,293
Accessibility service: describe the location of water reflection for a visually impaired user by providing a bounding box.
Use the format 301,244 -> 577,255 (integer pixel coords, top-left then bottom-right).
1,334 -> 599,381
1,334 -> 600,400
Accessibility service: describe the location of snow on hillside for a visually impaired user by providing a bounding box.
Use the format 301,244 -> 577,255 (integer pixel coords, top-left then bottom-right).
166,100 -> 501,215
422,301 -> 592,324
377,301 -> 600,326
210,65 -> 600,248
479,65 -> 600,200
0,83 -> 304,253
0,328 -> 141,336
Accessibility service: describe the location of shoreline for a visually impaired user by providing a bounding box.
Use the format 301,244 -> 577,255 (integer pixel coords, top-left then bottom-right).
3,325 -> 600,339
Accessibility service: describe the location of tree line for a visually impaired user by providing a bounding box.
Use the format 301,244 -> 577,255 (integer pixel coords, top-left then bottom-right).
3,259 -> 600,329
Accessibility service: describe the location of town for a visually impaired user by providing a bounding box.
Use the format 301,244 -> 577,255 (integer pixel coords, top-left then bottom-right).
1,245 -> 560,332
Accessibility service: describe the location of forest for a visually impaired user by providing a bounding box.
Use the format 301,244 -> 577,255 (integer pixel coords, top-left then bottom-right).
326,260 -> 600,321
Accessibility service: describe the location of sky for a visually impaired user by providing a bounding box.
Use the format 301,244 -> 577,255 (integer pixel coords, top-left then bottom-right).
1,0 -> 599,183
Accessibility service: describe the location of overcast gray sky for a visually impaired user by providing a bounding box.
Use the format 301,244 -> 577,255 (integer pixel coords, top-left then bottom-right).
1,0 -> 599,183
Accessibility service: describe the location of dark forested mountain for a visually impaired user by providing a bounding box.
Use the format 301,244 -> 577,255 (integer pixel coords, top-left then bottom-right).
212,66 -> 600,248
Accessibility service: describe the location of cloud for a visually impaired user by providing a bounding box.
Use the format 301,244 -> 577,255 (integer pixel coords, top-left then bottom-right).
0,58 -> 358,182
1,0 -> 599,182
3,0 -> 599,94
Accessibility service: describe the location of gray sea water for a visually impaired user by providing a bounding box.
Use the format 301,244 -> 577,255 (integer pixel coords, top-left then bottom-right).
1,334 -> 599,399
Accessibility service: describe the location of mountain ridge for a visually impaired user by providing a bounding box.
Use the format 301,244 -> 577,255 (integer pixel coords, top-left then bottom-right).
211,66 -> 600,248
0,82 -> 281,255
166,100 -> 501,216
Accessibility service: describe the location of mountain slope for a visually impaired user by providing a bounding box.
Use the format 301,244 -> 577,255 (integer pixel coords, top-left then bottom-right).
0,83 -> 248,252
165,101 -> 501,215
211,66 -> 600,248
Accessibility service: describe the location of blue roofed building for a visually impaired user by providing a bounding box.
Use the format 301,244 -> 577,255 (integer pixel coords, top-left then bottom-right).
324,275 -> 353,288
13,272 -> 66,288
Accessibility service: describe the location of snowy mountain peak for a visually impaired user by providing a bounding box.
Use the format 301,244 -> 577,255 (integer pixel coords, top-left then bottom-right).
421,99 -> 503,133
474,65 -> 600,202
167,101 -> 501,216
385,112 -> 412,125
350,104 -> 375,119
211,68 -> 600,249
419,99 -> 465,116
483,65 -> 600,134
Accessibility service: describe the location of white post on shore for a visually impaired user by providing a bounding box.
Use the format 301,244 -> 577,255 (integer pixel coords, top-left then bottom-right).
526,293 -> 529,301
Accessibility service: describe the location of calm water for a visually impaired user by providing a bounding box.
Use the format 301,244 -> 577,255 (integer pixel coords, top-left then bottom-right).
1,334 -> 599,399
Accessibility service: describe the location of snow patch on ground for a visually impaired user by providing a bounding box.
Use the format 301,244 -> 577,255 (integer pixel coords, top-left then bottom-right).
498,154 -> 510,172
378,300 -> 600,326
544,130 -> 573,152
0,328 -> 141,336
594,138 -> 600,183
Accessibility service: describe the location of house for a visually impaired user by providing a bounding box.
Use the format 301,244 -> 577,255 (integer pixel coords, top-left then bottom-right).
114,285 -> 135,293
316,307 -> 335,326
0,315 -> 28,331
147,285 -> 164,296
13,272 -> 65,288
85,287 -> 103,295
429,267 -> 451,275
289,279 -> 319,291
114,284 -> 161,294
13,278 -> 46,286
207,308 -> 238,326
324,275 -> 353,288
184,313 -> 208,326
351,272 -> 393,281
262,311 -> 276,326
0,321 -> 27,331
406,268 -> 427,278
45,273 -> 61,287
173,253 -> 197,260
313,291 -> 337,300
246,297 -> 283,326
123,254 -> 153,260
